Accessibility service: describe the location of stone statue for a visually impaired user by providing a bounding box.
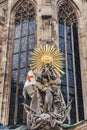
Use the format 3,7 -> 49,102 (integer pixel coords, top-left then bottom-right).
23,44 -> 71,130
23,64 -> 71,130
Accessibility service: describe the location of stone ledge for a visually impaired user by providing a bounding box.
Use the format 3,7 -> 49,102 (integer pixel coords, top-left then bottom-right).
0,121 -> 87,130
64,120 -> 87,130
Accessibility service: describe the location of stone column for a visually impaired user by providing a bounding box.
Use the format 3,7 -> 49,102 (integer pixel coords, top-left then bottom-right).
78,15 -> 87,120
78,1 -> 87,120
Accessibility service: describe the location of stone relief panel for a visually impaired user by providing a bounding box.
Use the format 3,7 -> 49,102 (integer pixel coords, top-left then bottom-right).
41,16 -> 53,44
0,0 -> 8,24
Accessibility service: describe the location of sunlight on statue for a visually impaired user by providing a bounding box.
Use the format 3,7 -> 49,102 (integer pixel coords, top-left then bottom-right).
23,44 -> 72,130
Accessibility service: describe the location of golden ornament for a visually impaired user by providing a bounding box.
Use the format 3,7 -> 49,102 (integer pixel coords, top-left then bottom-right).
30,44 -> 64,78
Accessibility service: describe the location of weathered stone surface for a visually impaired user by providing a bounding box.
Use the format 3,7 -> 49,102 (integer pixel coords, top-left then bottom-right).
0,0 -> 87,129
68,120 -> 87,130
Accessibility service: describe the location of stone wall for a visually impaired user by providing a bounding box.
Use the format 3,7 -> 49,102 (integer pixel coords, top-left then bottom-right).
0,0 -> 9,125
79,1 -> 87,120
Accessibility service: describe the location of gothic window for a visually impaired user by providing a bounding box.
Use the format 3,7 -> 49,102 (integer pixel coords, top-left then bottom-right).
9,1 -> 35,124
58,2 -> 84,124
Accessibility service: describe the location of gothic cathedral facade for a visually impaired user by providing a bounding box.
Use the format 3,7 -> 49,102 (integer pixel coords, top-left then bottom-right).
0,0 -> 87,129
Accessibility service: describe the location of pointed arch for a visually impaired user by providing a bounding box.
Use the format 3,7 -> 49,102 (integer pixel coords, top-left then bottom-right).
57,0 -> 82,19
8,0 -> 36,125
57,0 -> 84,124
11,0 -> 37,15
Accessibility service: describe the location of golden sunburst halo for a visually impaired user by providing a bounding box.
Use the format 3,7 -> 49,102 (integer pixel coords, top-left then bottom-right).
30,44 -> 64,78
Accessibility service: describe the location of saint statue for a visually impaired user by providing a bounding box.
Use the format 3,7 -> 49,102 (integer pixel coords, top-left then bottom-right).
23,44 -> 71,130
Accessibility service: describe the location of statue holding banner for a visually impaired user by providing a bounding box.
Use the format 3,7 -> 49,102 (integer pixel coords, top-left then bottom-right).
23,44 -> 71,130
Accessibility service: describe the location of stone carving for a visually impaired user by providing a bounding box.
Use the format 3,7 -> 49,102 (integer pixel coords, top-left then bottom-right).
23,64 -> 71,130
23,44 -> 71,130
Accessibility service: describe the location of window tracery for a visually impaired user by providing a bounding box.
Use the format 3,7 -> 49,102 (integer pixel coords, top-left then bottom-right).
58,2 -> 84,124
9,1 -> 35,124
58,2 -> 77,23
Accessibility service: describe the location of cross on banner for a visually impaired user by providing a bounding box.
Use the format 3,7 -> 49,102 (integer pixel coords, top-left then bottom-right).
26,75 -> 33,82
23,70 -> 36,98
24,70 -> 36,87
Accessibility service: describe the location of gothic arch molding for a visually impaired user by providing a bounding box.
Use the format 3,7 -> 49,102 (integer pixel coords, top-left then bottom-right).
11,0 -> 37,16
57,0 -> 84,123
4,0 -> 37,125
56,0 -> 82,19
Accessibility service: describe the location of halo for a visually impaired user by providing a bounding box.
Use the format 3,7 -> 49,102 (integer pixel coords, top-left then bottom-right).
30,44 -> 64,78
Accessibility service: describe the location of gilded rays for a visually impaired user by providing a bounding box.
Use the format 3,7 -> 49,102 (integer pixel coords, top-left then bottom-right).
30,44 -> 64,78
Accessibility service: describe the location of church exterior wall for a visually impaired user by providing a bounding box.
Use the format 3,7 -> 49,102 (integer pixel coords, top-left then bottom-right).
0,0 -> 87,129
